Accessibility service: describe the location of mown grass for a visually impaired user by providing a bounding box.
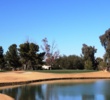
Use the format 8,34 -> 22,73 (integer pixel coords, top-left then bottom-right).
0,70 -> 7,72
36,70 -> 97,74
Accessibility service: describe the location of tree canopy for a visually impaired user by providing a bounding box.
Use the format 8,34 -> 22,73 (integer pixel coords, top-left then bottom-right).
100,28 -> 110,65
54,55 -> 84,69
0,46 -> 5,69
82,44 -> 97,69
5,44 -> 21,69
18,41 -> 40,70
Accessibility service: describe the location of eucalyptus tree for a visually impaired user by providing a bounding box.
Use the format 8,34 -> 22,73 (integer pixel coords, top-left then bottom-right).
100,28 -> 110,65
82,44 -> 97,70
5,44 -> 21,69
18,41 -> 39,70
0,46 -> 5,70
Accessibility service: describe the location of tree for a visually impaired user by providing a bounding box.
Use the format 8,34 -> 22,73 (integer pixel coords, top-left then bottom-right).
99,28 -> 110,65
84,59 -> 93,70
98,61 -> 107,70
37,52 -> 45,68
55,55 -> 69,69
18,41 -> 39,70
67,55 -> 84,69
5,44 -> 21,69
0,46 -> 5,70
54,55 -> 84,69
41,38 -> 59,68
82,44 -> 97,70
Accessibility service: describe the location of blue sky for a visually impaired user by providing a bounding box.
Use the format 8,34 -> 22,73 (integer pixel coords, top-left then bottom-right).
0,0 -> 110,57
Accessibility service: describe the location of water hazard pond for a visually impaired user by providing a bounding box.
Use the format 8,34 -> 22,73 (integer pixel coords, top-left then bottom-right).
0,79 -> 110,100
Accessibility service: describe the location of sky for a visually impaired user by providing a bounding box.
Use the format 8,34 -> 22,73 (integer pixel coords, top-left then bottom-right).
0,0 -> 110,58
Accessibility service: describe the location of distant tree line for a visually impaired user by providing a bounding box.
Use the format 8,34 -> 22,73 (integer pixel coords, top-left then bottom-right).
1,28 -> 110,71
0,41 -> 45,70
53,44 -> 101,70
0,38 -> 60,71
54,28 -> 110,70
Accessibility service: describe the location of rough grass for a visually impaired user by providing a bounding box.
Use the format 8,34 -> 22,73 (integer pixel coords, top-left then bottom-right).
0,70 -> 6,72
36,70 -> 97,74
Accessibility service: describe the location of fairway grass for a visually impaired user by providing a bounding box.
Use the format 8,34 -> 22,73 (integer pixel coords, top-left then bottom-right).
35,70 -> 97,74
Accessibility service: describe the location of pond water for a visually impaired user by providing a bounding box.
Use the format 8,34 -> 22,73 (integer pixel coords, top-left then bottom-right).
0,79 -> 110,100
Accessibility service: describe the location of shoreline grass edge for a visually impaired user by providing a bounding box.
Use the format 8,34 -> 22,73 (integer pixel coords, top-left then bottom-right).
0,77 -> 110,87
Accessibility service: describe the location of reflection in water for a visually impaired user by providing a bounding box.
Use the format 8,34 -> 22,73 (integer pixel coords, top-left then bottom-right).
0,80 -> 110,100
82,95 -> 95,100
